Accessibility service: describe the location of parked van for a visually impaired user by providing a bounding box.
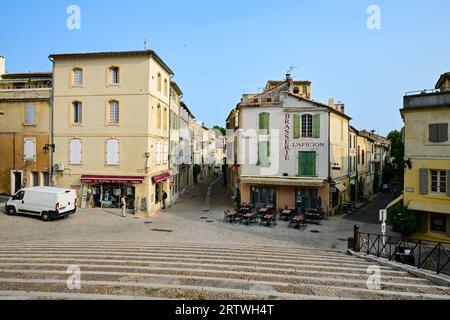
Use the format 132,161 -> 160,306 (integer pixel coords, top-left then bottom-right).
5,187 -> 77,221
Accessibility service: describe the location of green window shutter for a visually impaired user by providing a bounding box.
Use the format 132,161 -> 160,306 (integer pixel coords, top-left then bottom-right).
299,151 -> 316,176
438,123 -> 448,142
293,114 -> 300,139
313,114 -> 321,138
258,141 -> 269,165
429,124 -> 438,142
419,168 -> 428,194
259,112 -> 270,134
447,170 -> 450,197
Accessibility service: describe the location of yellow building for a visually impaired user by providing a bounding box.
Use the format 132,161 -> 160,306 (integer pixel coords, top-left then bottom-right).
50,50 -> 174,216
169,81 -> 182,202
0,56 -> 52,195
401,72 -> 450,241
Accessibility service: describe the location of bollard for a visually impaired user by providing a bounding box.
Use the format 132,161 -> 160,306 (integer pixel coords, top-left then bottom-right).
353,224 -> 360,252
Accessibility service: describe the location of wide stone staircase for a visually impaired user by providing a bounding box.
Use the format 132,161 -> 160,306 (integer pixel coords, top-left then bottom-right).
0,241 -> 448,300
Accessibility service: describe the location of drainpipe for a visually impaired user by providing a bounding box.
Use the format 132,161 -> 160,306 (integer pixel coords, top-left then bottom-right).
48,57 -> 55,186
327,111 -> 331,213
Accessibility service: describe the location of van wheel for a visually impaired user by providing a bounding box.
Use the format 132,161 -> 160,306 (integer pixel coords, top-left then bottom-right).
41,212 -> 50,222
7,206 -> 16,216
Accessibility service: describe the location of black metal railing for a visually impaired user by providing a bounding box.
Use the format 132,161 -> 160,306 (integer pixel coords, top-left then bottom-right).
353,228 -> 450,275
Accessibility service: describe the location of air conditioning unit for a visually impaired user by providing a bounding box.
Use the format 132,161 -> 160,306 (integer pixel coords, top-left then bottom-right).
54,163 -> 65,172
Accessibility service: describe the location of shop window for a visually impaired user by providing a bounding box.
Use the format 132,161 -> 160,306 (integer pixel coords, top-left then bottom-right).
106,139 -> 119,165
430,213 -> 447,233
430,170 -> 447,194
69,139 -> 82,164
32,172 -> 39,187
250,186 -> 276,208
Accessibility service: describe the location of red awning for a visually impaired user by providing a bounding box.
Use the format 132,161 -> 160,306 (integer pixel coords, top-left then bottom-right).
152,172 -> 170,184
81,175 -> 145,184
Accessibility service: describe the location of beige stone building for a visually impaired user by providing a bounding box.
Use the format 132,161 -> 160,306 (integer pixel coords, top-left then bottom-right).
50,50 -> 174,216
0,56 -> 52,195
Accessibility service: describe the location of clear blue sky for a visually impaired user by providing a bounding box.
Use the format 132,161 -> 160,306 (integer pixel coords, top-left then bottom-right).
1,0 -> 450,136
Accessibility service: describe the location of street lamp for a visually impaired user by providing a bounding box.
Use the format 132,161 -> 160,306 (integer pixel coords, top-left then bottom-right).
43,144 -> 55,154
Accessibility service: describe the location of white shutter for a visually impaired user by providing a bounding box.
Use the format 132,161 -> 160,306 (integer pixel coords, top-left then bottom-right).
106,139 -> 119,165
156,141 -> 161,165
26,104 -> 36,124
163,142 -> 168,164
69,139 -> 82,164
24,138 -> 36,161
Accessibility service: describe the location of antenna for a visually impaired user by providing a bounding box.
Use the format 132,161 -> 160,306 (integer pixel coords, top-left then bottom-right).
144,39 -> 148,50
287,65 -> 299,77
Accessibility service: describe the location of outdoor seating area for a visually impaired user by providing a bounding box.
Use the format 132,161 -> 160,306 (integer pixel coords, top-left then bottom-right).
223,202 -> 327,230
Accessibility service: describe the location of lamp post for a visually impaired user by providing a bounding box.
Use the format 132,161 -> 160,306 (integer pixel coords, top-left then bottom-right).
43,144 -> 55,186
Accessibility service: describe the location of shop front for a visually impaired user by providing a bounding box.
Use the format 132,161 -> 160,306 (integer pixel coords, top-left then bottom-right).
152,172 -> 171,207
80,175 -> 145,212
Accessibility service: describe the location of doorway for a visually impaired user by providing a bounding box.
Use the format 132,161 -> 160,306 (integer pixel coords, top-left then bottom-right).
11,171 -> 23,194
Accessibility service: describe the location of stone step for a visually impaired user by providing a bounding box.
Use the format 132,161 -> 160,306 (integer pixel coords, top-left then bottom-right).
0,276 -> 447,300
0,257 -> 404,274
0,244 -> 350,259
0,248 -> 370,265
0,261 -> 420,280
0,252 -> 393,270
1,267 -> 442,291
0,290 -> 171,300
0,278 -> 345,300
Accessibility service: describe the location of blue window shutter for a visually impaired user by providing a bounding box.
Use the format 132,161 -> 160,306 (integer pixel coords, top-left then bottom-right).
419,169 -> 428,194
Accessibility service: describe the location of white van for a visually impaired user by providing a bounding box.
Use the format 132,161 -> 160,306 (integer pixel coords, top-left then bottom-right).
5,187 -> 77,221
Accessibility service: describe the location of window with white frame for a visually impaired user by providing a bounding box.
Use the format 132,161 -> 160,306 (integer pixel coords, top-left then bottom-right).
69,139 -> 82,164
73,101 -> 82,124
301,114 -> 313,138
73,68 -> 83,86
106,139 -> 119,165
23,138 -> 36,161
110,66 -> 119,84
25,104 -> 36,125
109,100 -> 119,124
430,170 -> 447,194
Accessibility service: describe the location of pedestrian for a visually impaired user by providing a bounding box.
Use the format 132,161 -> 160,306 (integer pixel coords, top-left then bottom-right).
162,191 -> 168,209
121,196 -> 127,217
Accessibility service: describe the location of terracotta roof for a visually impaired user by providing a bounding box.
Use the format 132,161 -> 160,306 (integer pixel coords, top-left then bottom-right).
49,50 -> 174,75
1,72 -> 52,79
170,80 -> 183,96
287,93 -> 352,121
180,101 -> 195,119
435,72 -> 450,89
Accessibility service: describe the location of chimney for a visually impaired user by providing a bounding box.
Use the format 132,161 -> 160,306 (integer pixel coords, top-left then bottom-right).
0,56 -> 5,78
328,98 -> 335,109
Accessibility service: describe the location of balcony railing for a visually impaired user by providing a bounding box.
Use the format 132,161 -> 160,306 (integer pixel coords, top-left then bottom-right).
404,87 -> 450,109
241,93 -> 281,106
354,231 -> 450,275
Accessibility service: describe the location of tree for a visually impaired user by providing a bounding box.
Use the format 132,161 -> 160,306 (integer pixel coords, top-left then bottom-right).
213,125 -> 226,136
385,130 -> 405,190
387,130 -> 404,170
388,205 -> 418,236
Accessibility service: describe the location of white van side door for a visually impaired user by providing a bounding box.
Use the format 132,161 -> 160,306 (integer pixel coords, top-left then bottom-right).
10,190 -> 25,213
